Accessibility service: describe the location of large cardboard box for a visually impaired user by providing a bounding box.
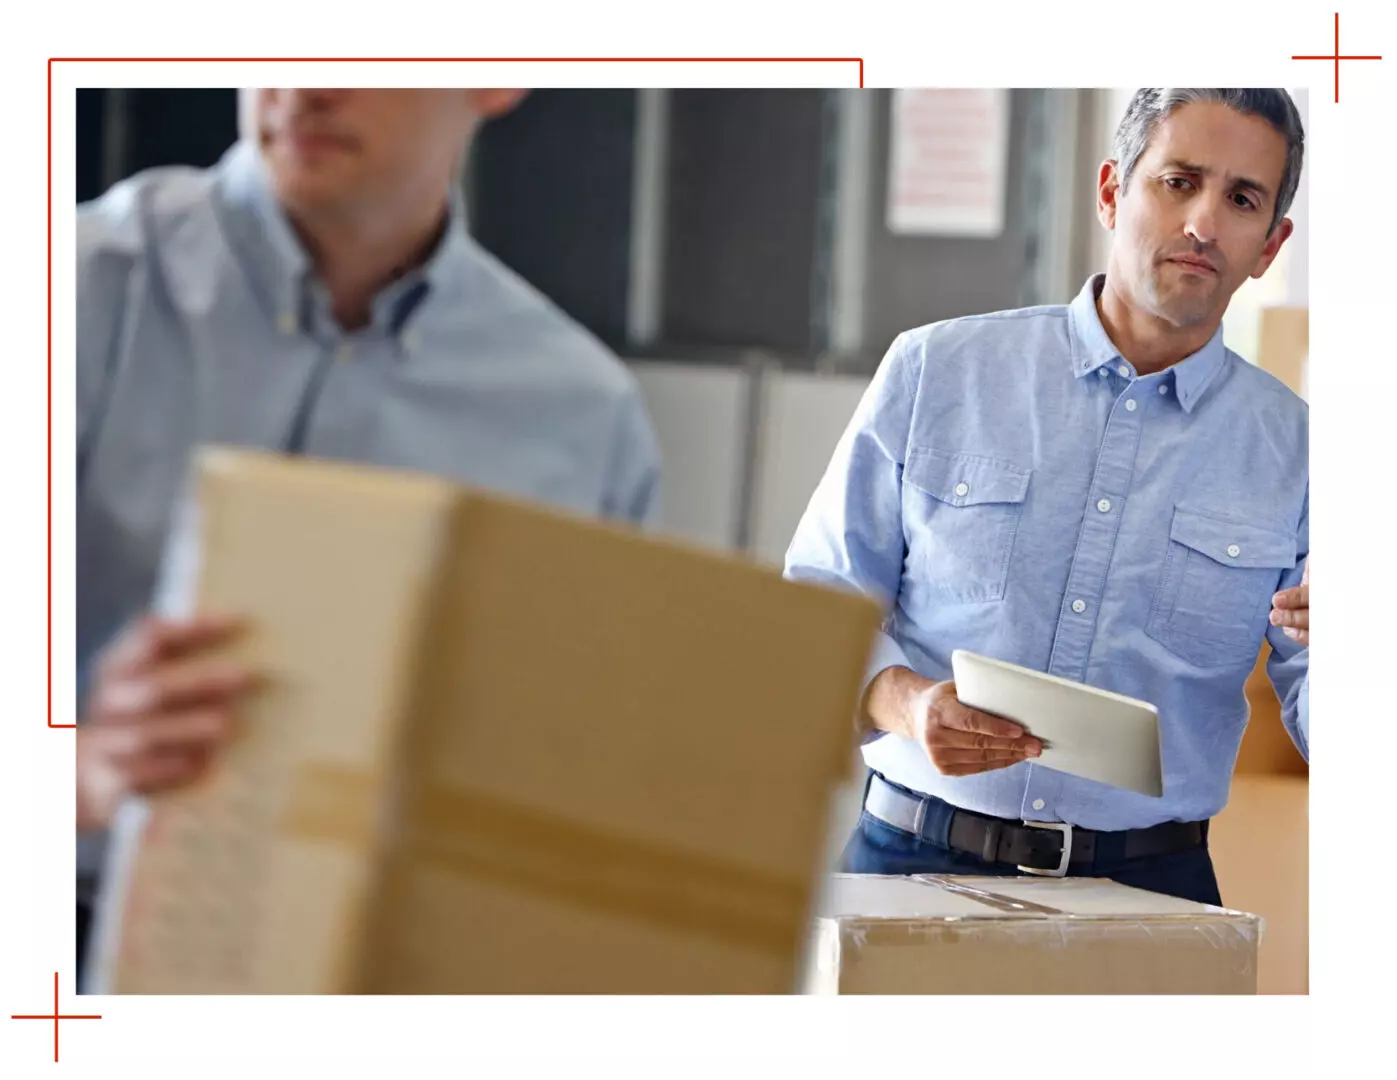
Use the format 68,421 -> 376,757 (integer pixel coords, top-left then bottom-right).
91,449 -> 881,994
807,874 -> 1260,994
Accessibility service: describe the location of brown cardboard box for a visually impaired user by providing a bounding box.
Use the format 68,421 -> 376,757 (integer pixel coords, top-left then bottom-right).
1256,305 -> 1308,397
91,448 -> 882,994
1235,645 -> 1307,776
806,874 -> 1260,994
1211,774 -> 1308,994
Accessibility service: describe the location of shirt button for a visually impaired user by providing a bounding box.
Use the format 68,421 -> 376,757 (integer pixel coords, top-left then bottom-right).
1097,498 -> 1111,513
1125,399 -> 1137,412
954,482 -> 969,497
1227,544 -> 1241,558
1071,599 -> 1087,614
1032,799 -> 1046,811
1097,369 -> 1109,378
402,330 -> 421,352
1117,365 -> 1129,377
1159,384 -> 1170,395
277,312 -> 296,335
335,343 -> 354,364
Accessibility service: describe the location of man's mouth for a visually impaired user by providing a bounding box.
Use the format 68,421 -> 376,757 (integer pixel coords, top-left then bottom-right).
1166,255 -> 1218,275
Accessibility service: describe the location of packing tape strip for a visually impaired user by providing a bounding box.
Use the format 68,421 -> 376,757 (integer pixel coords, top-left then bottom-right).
913,875 -> 1067,916
281,762 -> 383,850
281,763 -> 807,957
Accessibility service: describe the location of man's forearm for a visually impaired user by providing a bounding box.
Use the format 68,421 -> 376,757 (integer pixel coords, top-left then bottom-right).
861,665 -> 932,740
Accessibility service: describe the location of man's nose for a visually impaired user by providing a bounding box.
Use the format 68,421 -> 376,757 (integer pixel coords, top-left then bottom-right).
273,88 -> 352,116
1183,195 -> 1223,247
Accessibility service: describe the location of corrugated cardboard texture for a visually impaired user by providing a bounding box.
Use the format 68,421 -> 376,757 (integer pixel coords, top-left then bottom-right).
103,452 -> 458,993
809,874 -> 1260,994
99,449 -> 882,994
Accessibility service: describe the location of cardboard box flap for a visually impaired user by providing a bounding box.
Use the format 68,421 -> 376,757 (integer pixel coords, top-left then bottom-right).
817,873 -> 1258,922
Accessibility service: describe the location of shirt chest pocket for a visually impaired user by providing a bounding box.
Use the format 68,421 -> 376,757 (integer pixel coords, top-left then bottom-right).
901,448 -> 1032,605
1146,507 -> 1297,668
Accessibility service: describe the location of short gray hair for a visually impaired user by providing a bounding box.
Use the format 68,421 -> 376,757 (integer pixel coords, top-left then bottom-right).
1112,88 -> 1304,235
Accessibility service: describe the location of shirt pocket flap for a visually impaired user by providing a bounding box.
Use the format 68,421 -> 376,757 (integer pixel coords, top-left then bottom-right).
904,448 -> 1031,508
1169,508 -> 1296,570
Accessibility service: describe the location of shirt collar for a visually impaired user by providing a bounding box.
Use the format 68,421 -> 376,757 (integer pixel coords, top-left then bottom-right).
211,139 -> 472,337
1067,273 -> 1229,413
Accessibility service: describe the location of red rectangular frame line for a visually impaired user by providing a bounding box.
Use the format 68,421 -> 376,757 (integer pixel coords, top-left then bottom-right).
46,55 -> 866,728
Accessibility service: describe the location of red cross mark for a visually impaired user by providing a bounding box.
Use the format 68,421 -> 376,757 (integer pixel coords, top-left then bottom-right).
1293,12 -> 1383,102
10,973 -> 102,1063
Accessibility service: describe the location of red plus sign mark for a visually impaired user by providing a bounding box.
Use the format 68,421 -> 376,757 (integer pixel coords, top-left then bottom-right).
10,973 -> 102,1063
1293,12 -> 1383,102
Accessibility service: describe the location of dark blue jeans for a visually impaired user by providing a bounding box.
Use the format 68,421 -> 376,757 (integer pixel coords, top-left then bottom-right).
841,774 -> 1223,907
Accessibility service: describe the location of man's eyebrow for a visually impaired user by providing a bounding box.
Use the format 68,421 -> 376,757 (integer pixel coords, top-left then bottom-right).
1157,159 -> 1274,201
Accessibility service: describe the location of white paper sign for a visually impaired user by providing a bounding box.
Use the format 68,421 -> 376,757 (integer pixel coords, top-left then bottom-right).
886,89 -> 1011,238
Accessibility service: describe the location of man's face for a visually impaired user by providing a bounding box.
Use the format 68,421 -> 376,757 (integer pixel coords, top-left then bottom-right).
251,89 -> 523,219
1099,101 -> 1293,329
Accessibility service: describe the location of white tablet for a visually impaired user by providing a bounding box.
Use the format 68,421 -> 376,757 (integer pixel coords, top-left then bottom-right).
950,650 -> 1164,798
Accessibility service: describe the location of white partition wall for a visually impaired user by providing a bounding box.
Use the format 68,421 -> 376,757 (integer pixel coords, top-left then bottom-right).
747,370 -> 871,568
631,361 -> 750,554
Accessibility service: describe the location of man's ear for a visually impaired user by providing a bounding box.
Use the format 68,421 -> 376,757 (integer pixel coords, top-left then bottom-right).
1250,217 -> 1295,280
470,89 -> 529,120
1097,159 -> 1122,231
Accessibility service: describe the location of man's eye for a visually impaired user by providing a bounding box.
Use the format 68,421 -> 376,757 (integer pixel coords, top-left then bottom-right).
1163,176 -> 1192,191
1232,192 -> 1257,210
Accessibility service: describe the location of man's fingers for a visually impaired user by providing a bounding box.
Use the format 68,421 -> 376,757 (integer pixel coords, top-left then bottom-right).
1272,584 -> 1308,610
1270,607 -> 1309,630
125,748 -> 217,796
97,657 -> 259,720
930,729 -> 1042,754
145,613 -> 246,656
100,707 -> 236,759
935,692 -> 1025,740
100,613 -> 246,676
933,748 -> 1034,766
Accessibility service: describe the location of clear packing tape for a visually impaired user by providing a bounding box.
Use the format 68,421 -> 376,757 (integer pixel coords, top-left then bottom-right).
806,873 -> 1264,995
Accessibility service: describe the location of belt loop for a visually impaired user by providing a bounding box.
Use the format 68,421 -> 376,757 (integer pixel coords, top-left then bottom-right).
912,796 -> 929,840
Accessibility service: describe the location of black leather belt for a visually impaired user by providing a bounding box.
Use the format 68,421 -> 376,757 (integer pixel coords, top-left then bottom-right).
865,773 -> 1207,876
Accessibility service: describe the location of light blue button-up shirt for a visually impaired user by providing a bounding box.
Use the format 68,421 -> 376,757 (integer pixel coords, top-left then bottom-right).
785,276 -> 1308,830
76,140 -> 662,695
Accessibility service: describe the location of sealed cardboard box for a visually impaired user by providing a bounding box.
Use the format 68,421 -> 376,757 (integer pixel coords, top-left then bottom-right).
90,448 -> 881,994
806,874 -> 1260,994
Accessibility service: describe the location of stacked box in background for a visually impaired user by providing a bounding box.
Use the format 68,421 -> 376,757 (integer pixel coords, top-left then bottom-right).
1222,304 -> 1309,994
91,448 -> 882,994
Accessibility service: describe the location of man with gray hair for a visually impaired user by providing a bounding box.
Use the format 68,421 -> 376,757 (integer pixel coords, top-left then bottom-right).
786,88 -> 1309,903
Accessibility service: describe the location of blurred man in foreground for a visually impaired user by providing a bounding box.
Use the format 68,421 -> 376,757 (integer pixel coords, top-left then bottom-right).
75,89 -> 662,966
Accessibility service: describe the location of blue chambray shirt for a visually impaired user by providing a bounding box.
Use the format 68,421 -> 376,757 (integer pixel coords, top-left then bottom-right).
77,139 -> 661,690
75,141 -> 662,889
785,275 -> 1308,830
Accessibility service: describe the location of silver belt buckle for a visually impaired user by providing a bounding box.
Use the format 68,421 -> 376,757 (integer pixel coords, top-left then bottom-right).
1018,820 -> 1072,877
